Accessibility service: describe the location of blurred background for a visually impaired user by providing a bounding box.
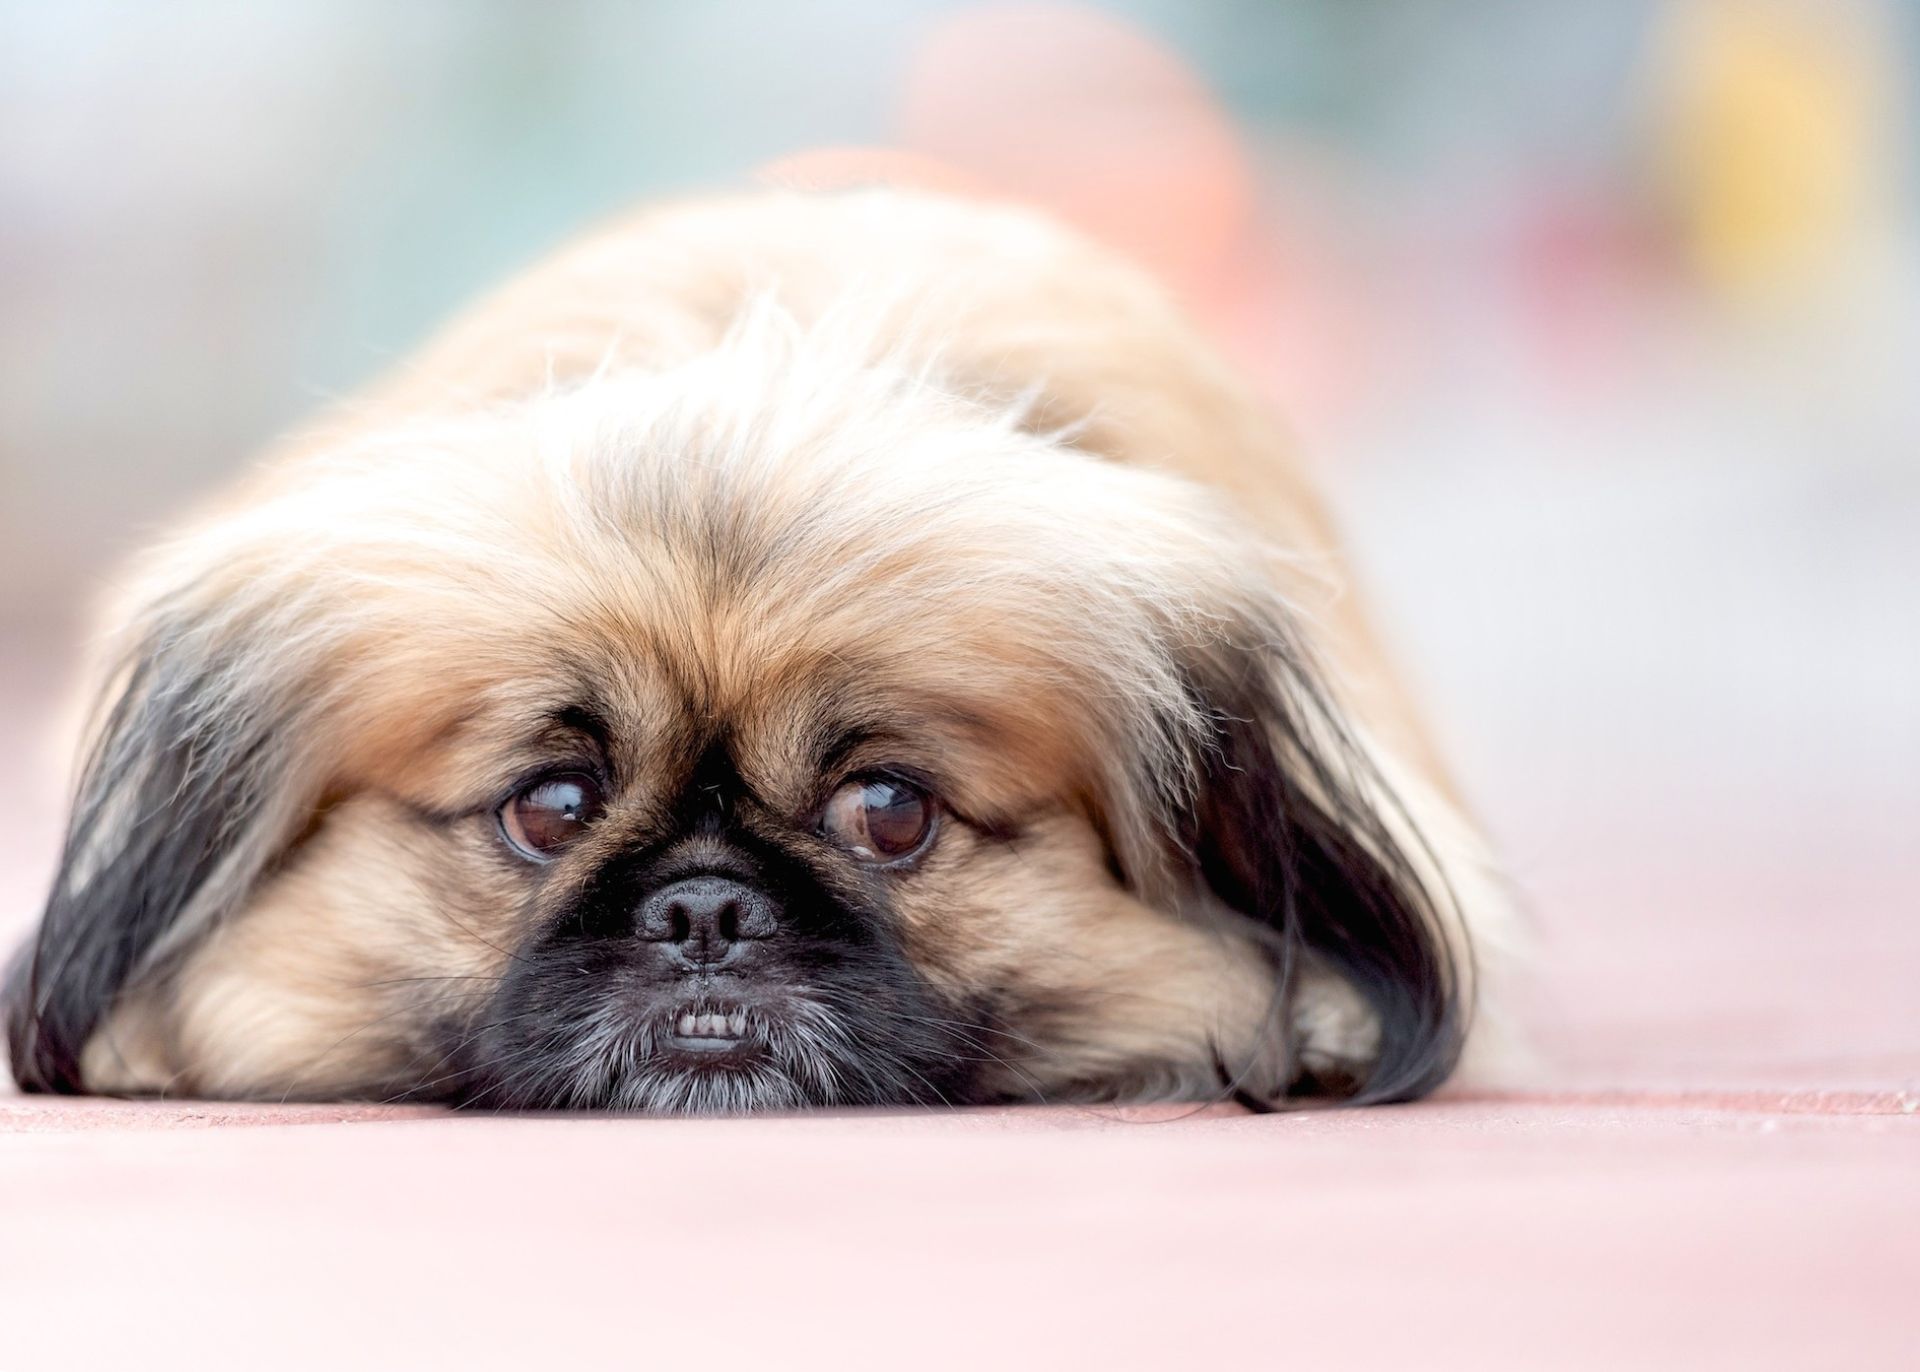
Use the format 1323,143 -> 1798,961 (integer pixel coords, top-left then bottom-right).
1,0 -> 1914,1092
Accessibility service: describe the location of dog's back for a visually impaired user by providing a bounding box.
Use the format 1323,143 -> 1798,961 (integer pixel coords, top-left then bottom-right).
300,188 -> 1451,796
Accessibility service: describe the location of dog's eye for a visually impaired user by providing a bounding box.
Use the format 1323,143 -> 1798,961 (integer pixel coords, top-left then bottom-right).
821,775 -> 936,863
500,772 -> 605,861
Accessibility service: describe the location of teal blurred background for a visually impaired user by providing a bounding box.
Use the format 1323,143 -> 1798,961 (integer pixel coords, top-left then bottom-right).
1,0 -> 1915,1086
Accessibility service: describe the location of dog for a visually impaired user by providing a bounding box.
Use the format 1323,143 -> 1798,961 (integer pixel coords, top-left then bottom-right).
5,189 -> 1511,1111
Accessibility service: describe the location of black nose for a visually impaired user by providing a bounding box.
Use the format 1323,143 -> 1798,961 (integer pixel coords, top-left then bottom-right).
636,876 -> 777,966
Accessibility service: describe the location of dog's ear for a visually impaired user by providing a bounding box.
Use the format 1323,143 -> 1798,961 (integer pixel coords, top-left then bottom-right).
5,599 -> 319,1093
1174,632 -> 1468,1105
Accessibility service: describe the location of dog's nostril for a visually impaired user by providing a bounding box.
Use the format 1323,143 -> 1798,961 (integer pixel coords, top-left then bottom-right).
636,876 -> 777,962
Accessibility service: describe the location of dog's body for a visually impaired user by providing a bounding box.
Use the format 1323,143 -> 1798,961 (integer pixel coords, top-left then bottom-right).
7,190 -> 1511,1110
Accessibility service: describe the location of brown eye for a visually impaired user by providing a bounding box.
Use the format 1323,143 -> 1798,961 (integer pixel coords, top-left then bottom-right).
500,772 -> 605,861
821,775 -> 936,863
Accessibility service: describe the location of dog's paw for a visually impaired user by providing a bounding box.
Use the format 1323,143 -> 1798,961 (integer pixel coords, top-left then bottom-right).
1288,963 -> 1381,1094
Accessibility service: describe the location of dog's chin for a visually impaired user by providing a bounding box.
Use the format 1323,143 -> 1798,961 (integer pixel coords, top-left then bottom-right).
454,989 -> 972,1115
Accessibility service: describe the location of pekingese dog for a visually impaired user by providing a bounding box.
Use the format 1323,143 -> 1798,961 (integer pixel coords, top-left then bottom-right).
6,189 -> 1511,1112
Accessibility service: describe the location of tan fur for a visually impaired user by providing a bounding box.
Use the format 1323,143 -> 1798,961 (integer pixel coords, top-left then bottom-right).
63,189 -> 1512,1106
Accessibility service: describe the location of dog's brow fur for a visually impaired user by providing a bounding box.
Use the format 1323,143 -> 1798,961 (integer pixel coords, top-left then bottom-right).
5,188 -> 1516,1109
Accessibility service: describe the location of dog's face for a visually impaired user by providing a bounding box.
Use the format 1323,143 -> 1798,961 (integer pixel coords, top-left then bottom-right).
7,317 -> 1465,1111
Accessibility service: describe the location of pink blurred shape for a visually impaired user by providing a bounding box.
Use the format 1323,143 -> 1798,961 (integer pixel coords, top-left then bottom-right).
896,2 -> 1253,307
879,4 -> 1372,438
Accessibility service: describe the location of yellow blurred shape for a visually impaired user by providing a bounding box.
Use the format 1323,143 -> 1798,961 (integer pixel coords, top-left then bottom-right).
1654,0 -> 1892,298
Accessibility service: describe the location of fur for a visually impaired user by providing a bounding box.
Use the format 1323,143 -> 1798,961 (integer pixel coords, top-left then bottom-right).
5,189 -> 1513,1111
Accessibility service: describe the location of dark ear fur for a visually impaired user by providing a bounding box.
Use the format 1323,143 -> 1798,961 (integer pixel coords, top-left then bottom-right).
1183,639 -> 1467,1105
5,614 -> 305,1093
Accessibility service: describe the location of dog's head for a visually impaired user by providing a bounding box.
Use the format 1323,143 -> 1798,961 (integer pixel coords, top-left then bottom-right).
6,308 -> 1469,1111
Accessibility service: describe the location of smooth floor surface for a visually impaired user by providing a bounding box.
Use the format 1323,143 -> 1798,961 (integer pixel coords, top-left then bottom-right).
2,1090 -> 1914,1368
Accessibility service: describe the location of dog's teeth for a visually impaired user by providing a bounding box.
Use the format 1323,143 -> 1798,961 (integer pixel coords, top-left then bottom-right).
674,1008 -> 748,1039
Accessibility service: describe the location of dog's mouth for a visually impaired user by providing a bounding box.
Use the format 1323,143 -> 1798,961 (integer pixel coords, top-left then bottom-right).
463,969 -> 979,1112
667,1005 -> 754,1055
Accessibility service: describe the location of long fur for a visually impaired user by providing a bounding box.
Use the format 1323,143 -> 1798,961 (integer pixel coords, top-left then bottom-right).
5,189 -> 1512,1109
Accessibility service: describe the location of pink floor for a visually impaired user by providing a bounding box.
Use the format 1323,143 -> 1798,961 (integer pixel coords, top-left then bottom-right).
3,1091 -> 1914,1367
2,640 -> 1915,1368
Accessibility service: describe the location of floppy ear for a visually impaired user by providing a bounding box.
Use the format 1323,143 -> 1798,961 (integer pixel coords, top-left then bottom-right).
4,601 -> 318,1093
1177,633 -> 1469,1105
